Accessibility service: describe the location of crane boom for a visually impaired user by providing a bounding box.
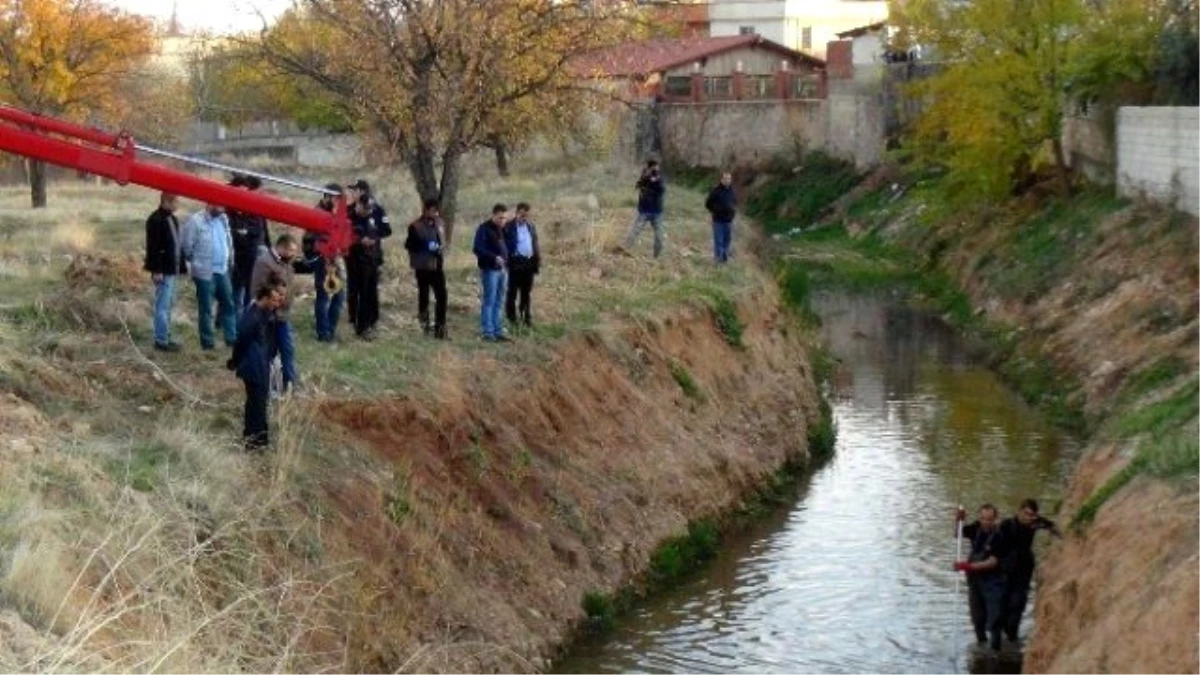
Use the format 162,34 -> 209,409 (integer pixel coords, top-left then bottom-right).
0,105 -> 354,258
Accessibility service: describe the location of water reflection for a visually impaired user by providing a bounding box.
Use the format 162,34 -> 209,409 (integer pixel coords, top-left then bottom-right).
554,293 -> 1077,675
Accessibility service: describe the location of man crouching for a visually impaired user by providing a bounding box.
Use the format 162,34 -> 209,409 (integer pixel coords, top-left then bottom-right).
227,274 -> 287,451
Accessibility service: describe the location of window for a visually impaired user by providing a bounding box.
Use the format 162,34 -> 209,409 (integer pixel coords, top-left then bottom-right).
664,76 -> 693,97
802,26 -> 813,51
705,76 -> 732,99
739,25 -> 756,35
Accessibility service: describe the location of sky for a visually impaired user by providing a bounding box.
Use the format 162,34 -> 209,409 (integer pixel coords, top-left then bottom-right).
106,0 -> 293,35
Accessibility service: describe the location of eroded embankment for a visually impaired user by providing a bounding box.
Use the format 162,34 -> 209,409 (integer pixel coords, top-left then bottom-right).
822,174 -> 1199,673
312,286 -> 820,672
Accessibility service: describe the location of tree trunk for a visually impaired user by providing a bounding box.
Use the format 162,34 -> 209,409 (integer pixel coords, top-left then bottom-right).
29,160 -> 47,209
494,143 -> 510,177
438,150 -> 463,246
1051,136 -> 1072,198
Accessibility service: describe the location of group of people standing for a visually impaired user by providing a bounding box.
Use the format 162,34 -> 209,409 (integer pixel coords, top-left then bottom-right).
145,162 -> 737,449
953,499 -> 1061,653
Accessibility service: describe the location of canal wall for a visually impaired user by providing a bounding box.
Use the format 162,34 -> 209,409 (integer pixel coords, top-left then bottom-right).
315,288 -> 824,671
828,170 -> 1200,672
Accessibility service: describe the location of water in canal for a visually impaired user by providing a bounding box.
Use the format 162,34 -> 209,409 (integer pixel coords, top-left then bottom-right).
555,293 -> 1079,674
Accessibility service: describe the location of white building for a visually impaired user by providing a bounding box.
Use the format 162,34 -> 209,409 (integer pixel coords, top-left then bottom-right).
708,0 -> 888,59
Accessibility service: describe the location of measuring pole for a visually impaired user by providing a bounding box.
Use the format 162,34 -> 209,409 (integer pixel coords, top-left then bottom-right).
953,504 -> 965,672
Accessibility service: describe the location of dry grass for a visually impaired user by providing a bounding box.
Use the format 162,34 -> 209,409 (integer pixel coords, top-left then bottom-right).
0,151 -> 779,672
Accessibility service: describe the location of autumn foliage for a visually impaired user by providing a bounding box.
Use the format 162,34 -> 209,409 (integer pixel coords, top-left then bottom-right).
0,0 -> 156,207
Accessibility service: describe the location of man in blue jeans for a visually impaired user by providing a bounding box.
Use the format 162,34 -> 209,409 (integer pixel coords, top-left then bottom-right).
181,203 -> 237,351
252,235 -> 300,394
704,171 -> 737,263
304,184 -> 346,342
472,203 -> 510,342
143,192 -> 185,352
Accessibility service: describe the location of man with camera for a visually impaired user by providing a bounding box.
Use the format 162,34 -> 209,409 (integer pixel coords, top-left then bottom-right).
624,159 -> 666,258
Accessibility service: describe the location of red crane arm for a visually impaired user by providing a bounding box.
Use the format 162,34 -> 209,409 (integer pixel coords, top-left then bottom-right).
0,105 -> 353,258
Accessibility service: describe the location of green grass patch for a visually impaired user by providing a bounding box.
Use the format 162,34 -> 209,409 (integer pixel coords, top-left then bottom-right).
709,294 -> 745,349
107,440 -> 178,493
648,519 -> 720,584
1072,429 -> 1199,530
1120,357 -> 1191,403
807,398 -> 837,461
1112,379 -> 1199,438
745,151 -> 864,234
668,360 -> 705,401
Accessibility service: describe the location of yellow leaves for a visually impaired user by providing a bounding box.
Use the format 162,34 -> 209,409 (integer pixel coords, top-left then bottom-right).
0,0 -> 155,119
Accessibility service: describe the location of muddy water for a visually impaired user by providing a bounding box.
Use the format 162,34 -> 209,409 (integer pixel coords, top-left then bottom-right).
555,293 -> 1079,674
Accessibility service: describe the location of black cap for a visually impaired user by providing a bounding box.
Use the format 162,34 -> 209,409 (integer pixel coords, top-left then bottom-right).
349,179 -> 371,194
324,182 -> 343,193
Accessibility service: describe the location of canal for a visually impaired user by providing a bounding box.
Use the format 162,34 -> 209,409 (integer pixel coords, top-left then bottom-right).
555,293 -> 1079,674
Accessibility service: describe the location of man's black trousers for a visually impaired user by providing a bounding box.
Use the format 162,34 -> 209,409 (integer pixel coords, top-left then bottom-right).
415,269 -> 447,328
505,268 -> 535,325
347,257 -> 380,335
243,380 -> 269,449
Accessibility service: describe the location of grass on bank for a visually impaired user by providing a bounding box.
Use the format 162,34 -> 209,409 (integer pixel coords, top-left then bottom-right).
0,153 -> 777,671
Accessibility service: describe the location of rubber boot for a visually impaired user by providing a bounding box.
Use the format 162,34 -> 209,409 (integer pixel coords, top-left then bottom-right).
419,311 -> 431,336
434,323 -> 449,341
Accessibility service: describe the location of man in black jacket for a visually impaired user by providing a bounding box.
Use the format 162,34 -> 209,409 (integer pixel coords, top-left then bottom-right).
705,171 -> 737,264
998,499 -> 1060,644
404,198 -> 448,340
143,192 -> 185,352
229,175 -> 270,310
624,159 -> 666,258
503,201 -> 540,330
227,275 -> 287,451
954,504 -> 1010,652
346,179 -> 392,340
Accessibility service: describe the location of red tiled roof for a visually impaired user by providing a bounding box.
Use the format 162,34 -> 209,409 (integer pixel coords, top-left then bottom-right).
572,34 -> 823,78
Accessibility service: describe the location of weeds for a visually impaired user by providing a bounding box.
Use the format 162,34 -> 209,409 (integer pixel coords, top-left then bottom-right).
709,295 -> 745,349
807,398 -> 837,461
648,519 -> 720,584
668,360 -> 705,401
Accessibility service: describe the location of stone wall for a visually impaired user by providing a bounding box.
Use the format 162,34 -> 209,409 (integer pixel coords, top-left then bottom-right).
1116,107 -> 1199,215
657,99 -> 825,168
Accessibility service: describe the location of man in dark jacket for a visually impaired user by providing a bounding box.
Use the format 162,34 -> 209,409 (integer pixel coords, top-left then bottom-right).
144,192 -> 185,352
251,234 -> 300,394
502,201 -> 540,330
228,175 -> 270,310
303,184 -> 347,342
624,159 -> 666,258
705,171 -> 737,264
998,499 -> 1060,644
404,198 -> 449,340
472,203 -> 510,342
954,504 -> 1010,652
346,179 -> 392,340
227,275 -> 287,451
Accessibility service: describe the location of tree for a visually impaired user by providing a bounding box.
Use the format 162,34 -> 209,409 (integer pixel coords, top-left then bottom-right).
256,0 -> 642,243
0,0 -> 155,207
107,63 -> 195,147
892,0 -> 1084,202
189,41 -> 353,132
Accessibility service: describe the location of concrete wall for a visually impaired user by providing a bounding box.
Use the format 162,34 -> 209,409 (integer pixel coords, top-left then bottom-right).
657,100 -> 825,168
1062,113 -> 1114,183
1116,107 -> 1199,215
187,133 -> 364,170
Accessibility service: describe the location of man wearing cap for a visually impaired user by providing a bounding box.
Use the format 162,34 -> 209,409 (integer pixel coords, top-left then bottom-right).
229,174 -> 271,310
303,184 -> 347,342
345,179 -> 391,340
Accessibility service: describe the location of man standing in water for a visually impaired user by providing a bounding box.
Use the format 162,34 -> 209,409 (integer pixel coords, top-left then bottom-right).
999,498 -> 1060,644
955,504 -> 1009,652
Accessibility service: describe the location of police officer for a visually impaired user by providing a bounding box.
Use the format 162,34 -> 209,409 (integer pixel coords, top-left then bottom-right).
345,179 -> 391,340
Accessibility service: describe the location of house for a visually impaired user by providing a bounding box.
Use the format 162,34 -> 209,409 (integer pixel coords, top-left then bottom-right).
640,0 -> 711,37
572,34 -> 825,102
707,0 -> 888,60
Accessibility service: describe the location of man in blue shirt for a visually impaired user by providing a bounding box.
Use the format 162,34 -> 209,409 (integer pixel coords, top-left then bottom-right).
181,203 -> 237,351
503,202 -> 541,331
472,204 -> 510,342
